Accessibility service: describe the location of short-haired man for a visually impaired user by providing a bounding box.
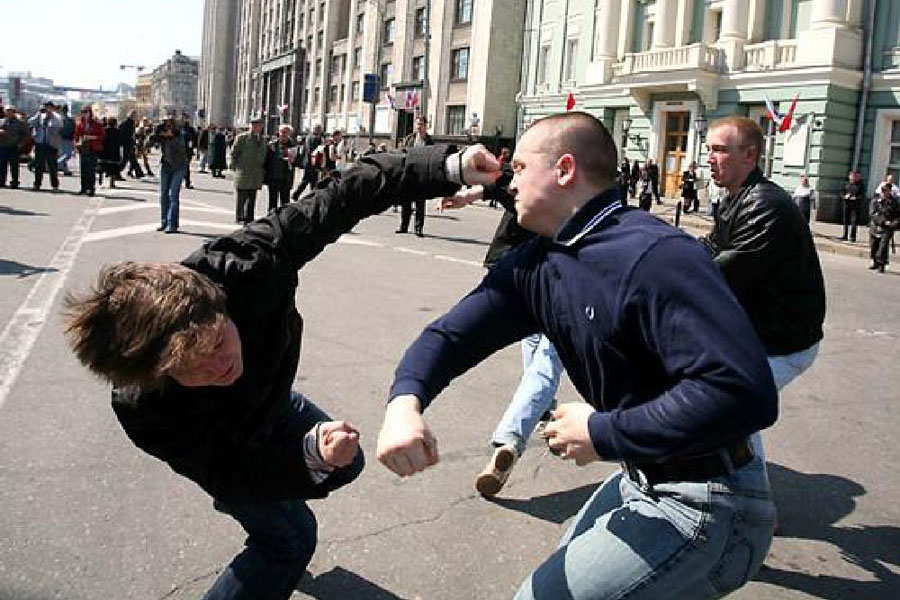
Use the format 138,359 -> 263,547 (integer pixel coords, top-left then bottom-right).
701,116 -> 825,400
397,116 -> 434,236
840,170 -> 864,243
0,105 -> 30,189
65,143 -> 499,600
377,112 -> 778,599
29,101 -> 63,192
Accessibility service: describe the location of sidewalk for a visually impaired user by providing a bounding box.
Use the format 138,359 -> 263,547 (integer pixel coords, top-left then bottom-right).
648,199 -> 871,260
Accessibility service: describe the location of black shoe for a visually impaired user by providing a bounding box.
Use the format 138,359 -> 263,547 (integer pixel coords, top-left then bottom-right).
869,263 -> 879,270
186,184 -> 194,189
156,225 -> 167,231
415,231 -> 424,238
76,190 -> 86,196
87,189 -> 95,197
879,265 -> 885,273
10,182 -> 18,189
165,228 -> 178,234
51,187 -> 60,193
850,239 -> 856,243
32,184 -> 40,191
395,229 -> 408,234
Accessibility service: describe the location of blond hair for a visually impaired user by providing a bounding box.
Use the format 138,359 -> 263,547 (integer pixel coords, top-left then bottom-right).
709,116 -> 765,161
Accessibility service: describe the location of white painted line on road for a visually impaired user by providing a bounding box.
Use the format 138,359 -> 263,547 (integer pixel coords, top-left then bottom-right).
84,219 -> 238,242
97,204 -> 231,216
434,254 -> 482,267
395,247 -> 429,256
337,236 -> 383,247
0,195 -> 105,410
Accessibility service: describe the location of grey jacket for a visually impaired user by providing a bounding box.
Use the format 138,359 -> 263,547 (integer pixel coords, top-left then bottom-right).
28,111 -> 63,149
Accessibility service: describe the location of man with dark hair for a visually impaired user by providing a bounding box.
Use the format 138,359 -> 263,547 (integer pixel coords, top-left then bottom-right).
377,111 -> 778,599
64,142 -> 499,600
840,169 -> 864,242
29,101 -> 63,192
0,105 -> 30,188
118,110 -> 144,179
397,116 -> 434,236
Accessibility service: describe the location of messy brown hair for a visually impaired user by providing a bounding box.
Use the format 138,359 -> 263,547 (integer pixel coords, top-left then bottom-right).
63,262 -> 227,389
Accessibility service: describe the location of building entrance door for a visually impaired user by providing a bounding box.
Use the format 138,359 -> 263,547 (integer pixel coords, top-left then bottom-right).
662,112 -> 689,197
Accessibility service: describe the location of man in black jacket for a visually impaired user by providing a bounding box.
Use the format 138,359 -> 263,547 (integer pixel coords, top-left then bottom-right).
840,169 -> 864,242
397,116 -> 434,236
118,110 -> 144,179
701,116 -> 826,460
64,143 -> 498,600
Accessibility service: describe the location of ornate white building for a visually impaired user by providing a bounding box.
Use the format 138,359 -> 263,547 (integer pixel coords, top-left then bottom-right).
150,51 -> 200,120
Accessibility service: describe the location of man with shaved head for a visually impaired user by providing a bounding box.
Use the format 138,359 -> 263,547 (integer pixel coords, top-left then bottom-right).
377,111 -> 778,599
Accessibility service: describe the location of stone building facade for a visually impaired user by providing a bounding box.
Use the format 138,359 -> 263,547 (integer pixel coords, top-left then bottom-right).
150,50 -> 200,120
520,0 -> 900,217
199,0 -> 240,127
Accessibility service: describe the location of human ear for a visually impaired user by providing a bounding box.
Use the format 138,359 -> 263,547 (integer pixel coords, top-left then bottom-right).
556,154 -> 576,187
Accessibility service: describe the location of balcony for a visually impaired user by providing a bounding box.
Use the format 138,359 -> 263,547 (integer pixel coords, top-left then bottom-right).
613,43 -> 724,77
743,40 -> 798,71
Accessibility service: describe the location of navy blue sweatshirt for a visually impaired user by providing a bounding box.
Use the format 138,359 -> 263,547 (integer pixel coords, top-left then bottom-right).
390,188 -> 778,462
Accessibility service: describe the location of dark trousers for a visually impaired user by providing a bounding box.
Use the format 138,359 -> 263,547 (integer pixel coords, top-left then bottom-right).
236,189 -> 258,223
842,204 -> 859,241
639,192 -> 653,212
292,167 -> 319,199
33,143 -> 59,189
399,198 -> 426,234
79,152 -> 98,193
871,229 -> 894,266
202,395 -> 364,600
184,156 -> 192,187
121,143 -> 144,178
650,179 -> 660,203
682,193 -> 698,213
0,146 -> 19,186
618,184 -> 629,207
268,182 -> 292,212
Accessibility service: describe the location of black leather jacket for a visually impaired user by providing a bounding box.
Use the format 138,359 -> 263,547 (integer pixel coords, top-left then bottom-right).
111,145 -> 459,504
700,169 -> 825,356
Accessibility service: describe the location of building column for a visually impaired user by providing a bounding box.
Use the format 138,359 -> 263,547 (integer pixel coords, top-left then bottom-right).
651,0 -> 676,49
586,0 -> 622,84
719,0 -> 749,71
798,0 -> 860,68
811,0 -> 849,28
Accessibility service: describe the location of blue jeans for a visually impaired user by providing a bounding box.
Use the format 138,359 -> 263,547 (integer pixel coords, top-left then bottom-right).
750,342 -> 820,462
515,457 -> 776,599
203,393 -> 364,600
159,162 -> 185,230
491,334 -> 563,455
58,139 -> 74,173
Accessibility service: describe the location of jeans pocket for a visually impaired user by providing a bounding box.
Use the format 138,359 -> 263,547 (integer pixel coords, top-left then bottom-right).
708,503 -> 773,595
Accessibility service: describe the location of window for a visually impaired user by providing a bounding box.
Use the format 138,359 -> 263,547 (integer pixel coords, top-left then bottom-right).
455,0 -> 472,25
316,59 -> 322,78
383,18 -> 395,44
415,7 -> 427,37
537,45 -> 551,85
307,35 -> 313,49
317,30 -> 323,47
352,47 -> 361,70
329,85 -> 338,104
356,13 -> 365,34
380,62 -> 393,87
563,39 -> 579,82
888,120 -> 900,182
789,0 -> 812,39
319,2 -> 325,24
352,81 -> 360,101
451,47 -> 469,80
447,105 -> 467,135
412,55 -> 425,81
332,54 -> 343,75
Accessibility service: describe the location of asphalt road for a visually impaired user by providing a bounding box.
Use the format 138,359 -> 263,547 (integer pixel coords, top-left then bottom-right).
1,165 -> 898,600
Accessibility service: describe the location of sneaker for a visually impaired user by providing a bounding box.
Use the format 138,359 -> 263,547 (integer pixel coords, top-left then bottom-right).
475,444 -> 518,497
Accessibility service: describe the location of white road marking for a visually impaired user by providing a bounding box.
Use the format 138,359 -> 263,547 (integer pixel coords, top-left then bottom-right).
395,247 -> 429,256
337,236 -> 383,247
97,204 -> 231,216
0,195 -> 105,410
83,219 -> 238,242
434,254 -> 482,267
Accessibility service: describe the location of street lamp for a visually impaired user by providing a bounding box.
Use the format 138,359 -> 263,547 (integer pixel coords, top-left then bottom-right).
693,113 -> 708,165
621,116 -> 632,154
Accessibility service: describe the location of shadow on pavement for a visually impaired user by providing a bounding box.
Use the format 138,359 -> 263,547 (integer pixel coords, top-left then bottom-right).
0,259 -> 58,278
755,462 -> 900,599
298,566 -> 407,599
416,233 -> 490,248
97,193 -> 147,203
0,205 -> 48,217
488,482 -> 598,524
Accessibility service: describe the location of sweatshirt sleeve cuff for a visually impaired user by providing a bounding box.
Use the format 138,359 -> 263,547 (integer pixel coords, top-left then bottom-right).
587,410 -> 620,462
388,379 -> 431,410
303,424 -> 334,484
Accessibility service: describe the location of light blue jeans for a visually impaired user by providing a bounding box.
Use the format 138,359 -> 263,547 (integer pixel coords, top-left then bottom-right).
750,342 -> 820,461
491,334 -> 563,455
57,139 -> 74,173
515,456 -> 776,600
159,162 -> 185,230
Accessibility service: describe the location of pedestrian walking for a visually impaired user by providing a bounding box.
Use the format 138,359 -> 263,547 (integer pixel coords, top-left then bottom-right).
264,124 -> 301,212
230,116 -> 267,223
57,105 -> 76,176
118,110 -> 144,179
292,124 -> 324,199
869,182 -> 899,272
151,115 -> 189,233
637,167 -> 653,211
840,170 -> 864,242
0,105 -> 30,189
646,157 -> 661,204
197,125 -> 210,173
681,161 -> 699,213
378,112 -> 778,600
28,101 -> 63,192
135,118 -> 155,178
208,125 -> 228,178
73,107 -> 104,196
629,158 -> 639,198
792,173 -> 816,225
97,117 -> 122,189
397,116 -> 433,236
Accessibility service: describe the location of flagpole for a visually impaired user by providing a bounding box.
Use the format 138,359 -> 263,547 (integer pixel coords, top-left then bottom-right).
766,118 -> 775,178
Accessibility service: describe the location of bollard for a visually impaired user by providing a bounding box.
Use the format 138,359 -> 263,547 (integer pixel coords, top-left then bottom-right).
674,200 -> 682,229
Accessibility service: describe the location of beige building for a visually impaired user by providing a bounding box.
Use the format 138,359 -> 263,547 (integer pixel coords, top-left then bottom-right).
135,74 -> 153,119
199,0 -> 240,126
150,50 -> 200,120
228,0 -> 525,143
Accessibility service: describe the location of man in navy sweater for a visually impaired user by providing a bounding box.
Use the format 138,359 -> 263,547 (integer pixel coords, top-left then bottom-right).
377,112 -> 778,599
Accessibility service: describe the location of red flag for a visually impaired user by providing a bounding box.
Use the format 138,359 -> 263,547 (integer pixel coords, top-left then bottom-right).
778,94 -> 799,133
566,92 -> 575,111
